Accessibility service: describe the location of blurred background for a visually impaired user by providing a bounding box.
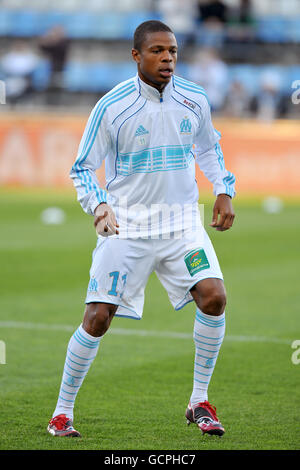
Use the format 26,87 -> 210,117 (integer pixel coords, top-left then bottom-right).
0,0 -> 300,195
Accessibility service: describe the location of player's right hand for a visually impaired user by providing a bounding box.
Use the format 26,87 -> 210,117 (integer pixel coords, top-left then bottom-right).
94,203 -> 119,237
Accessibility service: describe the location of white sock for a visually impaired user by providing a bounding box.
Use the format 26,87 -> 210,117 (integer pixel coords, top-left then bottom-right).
53,324 -> 101,420
190,309 -> 225,407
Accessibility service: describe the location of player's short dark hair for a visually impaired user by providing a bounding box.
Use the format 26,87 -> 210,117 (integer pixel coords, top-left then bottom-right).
133,20 -> 174,51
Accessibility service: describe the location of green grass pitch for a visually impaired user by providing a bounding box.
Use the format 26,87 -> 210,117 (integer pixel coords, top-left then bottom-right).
0,189 -> 299,450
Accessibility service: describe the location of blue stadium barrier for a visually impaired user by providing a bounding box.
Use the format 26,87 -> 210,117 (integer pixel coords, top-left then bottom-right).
63,62 -> 192,93
63,62 -> 91,91
122,12 -> 162,39
0,10 -> 14,36
88,63 -> 137,90
227,64 -> 259,96
256,65 -> 289,93
80,63 -> 113,91
0,8 -> 162,40
63,12 -> 102,39
9,10 -> 43,37
256,16 -> 290,43
61,62 -> 296,96
286,18 -> 300,42
194,23 -> 226,48
91,13 -> 127,39
46,11 -> 158,39
1,8 -> 300,43
31,59 -> 52,91
63,62 -> 137,92
62,62 -> 140,92
37,11 -> 70,34
227,65 -> 294,96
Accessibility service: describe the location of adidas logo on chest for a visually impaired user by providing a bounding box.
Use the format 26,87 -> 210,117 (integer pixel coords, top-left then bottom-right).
135,125 -> 149,137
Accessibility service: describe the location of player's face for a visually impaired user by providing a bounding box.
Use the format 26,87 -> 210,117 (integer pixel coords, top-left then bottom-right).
132,31 -> 178,91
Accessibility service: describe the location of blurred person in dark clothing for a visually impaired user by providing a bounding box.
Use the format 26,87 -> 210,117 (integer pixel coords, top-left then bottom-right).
38,26 -> 69,104
195,1 -> 228,47
226,0 -> 255,42
237,0 -> 253,24
197,0 -> 228,25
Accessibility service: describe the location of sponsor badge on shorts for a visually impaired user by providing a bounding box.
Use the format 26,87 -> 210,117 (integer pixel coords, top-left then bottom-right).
184,248 -> 210,276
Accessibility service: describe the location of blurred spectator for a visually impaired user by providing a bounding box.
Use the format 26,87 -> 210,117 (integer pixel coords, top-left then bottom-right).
0,40 -> 39,105
251,71 -> 286,122
198,0 -> 228,24
223,79 -> 251,118
38,26 -> 69,104
226,0 -> 256,43
231,0 -> 253,25
195,0 -> 229,47
189,47 -> 229,111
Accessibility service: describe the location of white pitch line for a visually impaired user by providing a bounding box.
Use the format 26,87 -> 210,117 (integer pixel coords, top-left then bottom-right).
0,321 -> 293,345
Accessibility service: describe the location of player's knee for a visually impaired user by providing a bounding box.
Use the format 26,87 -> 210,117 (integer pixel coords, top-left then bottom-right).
83,303 -> 117,337
200,290 -> 226,316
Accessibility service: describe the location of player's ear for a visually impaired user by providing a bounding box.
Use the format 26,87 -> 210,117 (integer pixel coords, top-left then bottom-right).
131,48 -> 140,64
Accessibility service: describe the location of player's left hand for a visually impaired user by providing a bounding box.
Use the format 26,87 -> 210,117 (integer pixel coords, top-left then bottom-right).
210,194 -> 235,231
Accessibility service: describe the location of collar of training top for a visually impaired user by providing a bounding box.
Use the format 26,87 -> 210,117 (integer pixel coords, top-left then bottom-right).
135,74 -> 173,103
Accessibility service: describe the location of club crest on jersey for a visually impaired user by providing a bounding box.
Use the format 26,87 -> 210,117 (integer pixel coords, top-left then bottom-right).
184,248 -> 210,276
88,278 -> 98,292
180,116 -> 192,135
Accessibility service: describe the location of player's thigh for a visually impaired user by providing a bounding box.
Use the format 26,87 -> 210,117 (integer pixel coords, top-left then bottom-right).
85,237 -> 155,319
155,230 -> 223,310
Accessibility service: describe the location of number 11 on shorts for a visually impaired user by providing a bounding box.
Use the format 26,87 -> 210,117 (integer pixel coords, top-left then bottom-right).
108,271 -> 127,298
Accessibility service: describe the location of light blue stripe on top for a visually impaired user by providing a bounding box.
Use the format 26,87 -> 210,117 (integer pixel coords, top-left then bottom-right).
174,82 -> 208,99
79,83 -> 136,165
73,80 -> 136,201
79,80 -> 135,160
174,75 -> 207,94
174,77 -> 208,101
74,84 -> 136,182
215,142 -> 225,170
73,81 -> 135,187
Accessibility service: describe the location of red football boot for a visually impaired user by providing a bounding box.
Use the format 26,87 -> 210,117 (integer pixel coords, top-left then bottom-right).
185,401 -> 225,436
47,414 -> 81,437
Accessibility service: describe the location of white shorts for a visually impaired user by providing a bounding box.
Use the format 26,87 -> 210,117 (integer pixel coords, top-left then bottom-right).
85,229 -> 223,320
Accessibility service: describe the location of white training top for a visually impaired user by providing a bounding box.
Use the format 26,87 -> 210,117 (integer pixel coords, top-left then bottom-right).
70,74 -> 236,238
